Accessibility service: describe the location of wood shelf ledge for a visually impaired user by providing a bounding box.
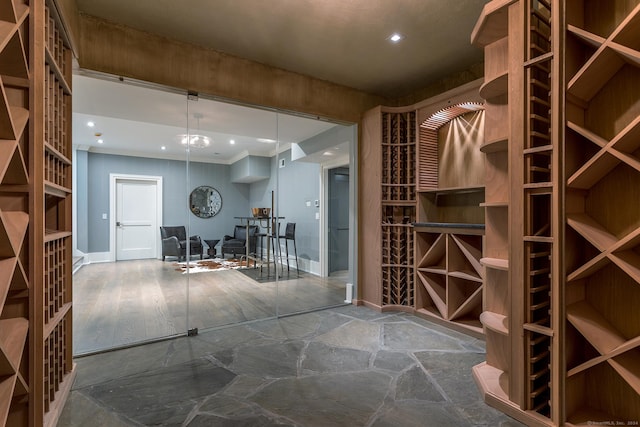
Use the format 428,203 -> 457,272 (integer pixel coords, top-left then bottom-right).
479,72 -> 508,100
481,257 -> 509,270
480,311 -> 509,335
480,137 -> 508,153
470,0 -> 515,46
480,201 -> 508,207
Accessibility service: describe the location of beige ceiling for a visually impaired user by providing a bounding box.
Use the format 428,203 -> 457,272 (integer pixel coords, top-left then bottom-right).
74,0 -> 488,98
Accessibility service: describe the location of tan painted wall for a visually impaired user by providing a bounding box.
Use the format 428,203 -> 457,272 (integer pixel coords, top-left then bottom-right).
72,14 -> 387,124
57,8 -> 482,122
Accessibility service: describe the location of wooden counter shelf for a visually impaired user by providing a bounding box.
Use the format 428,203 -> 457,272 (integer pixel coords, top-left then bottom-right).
413,222 -> 485,235
418,186 -> 485,196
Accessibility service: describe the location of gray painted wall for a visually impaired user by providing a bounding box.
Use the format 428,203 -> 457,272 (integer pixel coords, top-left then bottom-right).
78,124 -> 355,265
80,151 -> 321,260
85,152 -> 250,253
75,150 -> 89,253
249,150 -> 321,262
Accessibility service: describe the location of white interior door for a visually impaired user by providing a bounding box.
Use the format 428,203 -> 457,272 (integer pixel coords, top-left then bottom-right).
116,179 -> 158,260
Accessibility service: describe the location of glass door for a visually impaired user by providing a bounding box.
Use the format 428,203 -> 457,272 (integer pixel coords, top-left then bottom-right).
71,74 -> 190,354
185,94 -> 280,332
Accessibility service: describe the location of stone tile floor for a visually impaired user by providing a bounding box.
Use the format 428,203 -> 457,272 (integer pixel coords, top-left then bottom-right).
58,305 -> 524,426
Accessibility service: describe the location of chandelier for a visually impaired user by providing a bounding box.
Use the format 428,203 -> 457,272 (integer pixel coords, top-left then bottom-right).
180,112 -> 211,148
180,134 -> 211,148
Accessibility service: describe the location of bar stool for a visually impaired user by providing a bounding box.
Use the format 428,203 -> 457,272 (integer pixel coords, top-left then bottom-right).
261,222 -> 281,275
278,222 -> 299,274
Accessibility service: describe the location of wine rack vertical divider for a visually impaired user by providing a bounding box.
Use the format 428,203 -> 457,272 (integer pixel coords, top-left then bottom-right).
380,109 -> 416,310
33,1 -> 75,426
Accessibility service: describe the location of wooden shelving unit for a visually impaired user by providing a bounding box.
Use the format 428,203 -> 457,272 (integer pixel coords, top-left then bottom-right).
39,2 -> 75,425
359,82 -> 486,330
414,224 -> 484,337
0,1 -> 32,425
412,99 -> 486,337
0,1 -> 74,426
470,2 -> 513,407
472,0 -> 640,425
564,0 -> 640,424
380,110 -> 416,309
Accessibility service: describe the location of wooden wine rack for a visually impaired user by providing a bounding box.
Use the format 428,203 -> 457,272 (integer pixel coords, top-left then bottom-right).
0,0 -> 32,425
415,226 -> 484,335
522,0 -> 554,418
564,0 -> 640,424
380,110 -> 416,308
0,1 -> 74,425
472,0 -> 640,425
360,82 -> 486,335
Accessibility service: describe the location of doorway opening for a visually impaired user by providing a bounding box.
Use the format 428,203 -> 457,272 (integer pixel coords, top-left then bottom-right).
328,166 -> 350,276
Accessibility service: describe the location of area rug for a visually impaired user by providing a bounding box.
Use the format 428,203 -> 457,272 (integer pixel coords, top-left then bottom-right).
237,266 -> 306,283
173,258 -> 256,274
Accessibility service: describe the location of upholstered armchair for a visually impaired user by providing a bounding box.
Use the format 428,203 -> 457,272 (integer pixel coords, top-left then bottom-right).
221,225 -> 259,258
160,226 -> 203,261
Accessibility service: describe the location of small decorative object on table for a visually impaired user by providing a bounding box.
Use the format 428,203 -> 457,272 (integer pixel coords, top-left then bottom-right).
251,207 -> 271,218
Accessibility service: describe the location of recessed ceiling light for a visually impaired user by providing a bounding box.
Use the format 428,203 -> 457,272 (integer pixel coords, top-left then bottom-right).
97,139 -> 104,144
87,121 -> 95,127
230,139 -> 235,145
161,146 -> 166,150
388,33 -> 404,43
323,151 -> 334,156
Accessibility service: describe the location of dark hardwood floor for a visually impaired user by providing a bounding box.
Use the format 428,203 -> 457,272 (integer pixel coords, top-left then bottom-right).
73,259 -> 347,354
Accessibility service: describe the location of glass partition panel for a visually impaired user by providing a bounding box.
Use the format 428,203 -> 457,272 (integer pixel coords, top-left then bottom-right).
185,95 -> 280,332
274,113 -> 357,316
73,74 -> 357,352
71,73 -> 190,355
